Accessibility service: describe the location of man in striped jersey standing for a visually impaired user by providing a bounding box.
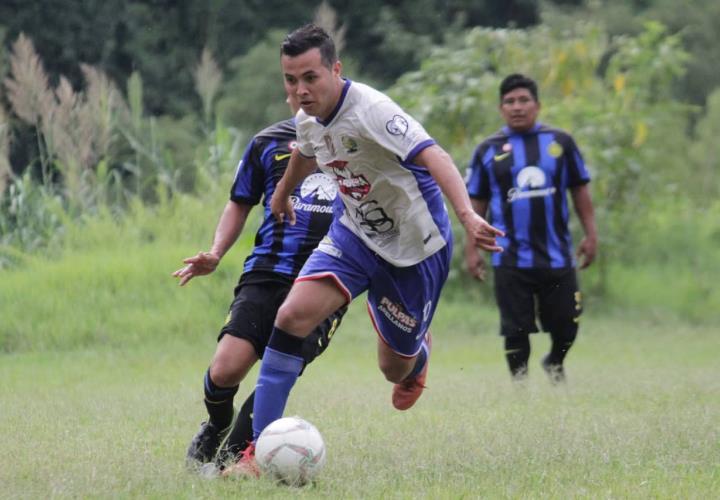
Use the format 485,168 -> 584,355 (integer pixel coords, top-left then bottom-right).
465,74 -> 598,383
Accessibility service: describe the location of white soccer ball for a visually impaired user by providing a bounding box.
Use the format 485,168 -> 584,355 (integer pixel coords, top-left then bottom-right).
255,416 -> 326,486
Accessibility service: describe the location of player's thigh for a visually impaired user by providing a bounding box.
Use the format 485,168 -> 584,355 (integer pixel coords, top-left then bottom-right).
218,282 -> 289,358
493,267 -> 539,336
367,243 -> 451,358
537,268 -> 582,334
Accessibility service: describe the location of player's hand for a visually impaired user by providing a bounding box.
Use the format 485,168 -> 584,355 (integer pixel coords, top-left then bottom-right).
463,212 -> 504,253
464,244 -> 487,282
269,192 -> 296,226
172,251 -> 220,286
576,235 -> 597,269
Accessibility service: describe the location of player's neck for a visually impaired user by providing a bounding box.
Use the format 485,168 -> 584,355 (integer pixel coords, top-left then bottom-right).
318,77 -> 346,121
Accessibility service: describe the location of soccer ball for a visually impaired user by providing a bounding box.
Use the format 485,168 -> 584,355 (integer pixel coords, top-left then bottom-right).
255,416 -> 326,486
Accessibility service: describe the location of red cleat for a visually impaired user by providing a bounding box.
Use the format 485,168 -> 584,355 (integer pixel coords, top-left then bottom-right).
392,332 -> 432,411
222,442 -> 260,479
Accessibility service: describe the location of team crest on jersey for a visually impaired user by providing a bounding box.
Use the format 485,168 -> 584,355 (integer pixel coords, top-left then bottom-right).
341,135 -> 358,153
385,114 -> 409,136
323,134 -> 337,156
507,166 -> 557,202
547,141 -> 563,158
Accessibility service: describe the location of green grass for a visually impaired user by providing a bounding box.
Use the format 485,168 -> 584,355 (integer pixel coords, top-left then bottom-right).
1,304 -> 718,498
1,194 -> 718,497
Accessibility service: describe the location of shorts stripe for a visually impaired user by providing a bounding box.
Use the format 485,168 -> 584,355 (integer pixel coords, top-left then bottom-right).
295,272 -> 353,305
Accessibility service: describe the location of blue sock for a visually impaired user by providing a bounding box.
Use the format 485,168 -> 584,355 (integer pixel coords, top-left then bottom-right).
252,328 -> 304,441
406,339 -> 429,380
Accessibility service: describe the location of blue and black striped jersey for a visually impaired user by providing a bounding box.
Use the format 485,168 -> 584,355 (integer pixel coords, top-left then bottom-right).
466,123 -> 590,269
230,118 -> 338,280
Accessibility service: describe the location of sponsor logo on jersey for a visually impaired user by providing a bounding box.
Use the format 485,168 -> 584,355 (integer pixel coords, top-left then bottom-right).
385,114 -> 409,136
290,173 -> 337,214
377,296 -> 418,333
507,165 -> 557,202
356,200 -> 395,234
341,135 -> 359,153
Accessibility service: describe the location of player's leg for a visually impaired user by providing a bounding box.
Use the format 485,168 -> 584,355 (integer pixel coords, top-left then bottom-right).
538,269 -> 582,383
367,242 -> 450,410
220,305 -> 345,465
187,282 -> 279,466
493,267 -> 540,380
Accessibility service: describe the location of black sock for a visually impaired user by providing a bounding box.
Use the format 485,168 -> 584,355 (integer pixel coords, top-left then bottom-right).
546,328 -> 577,365
203,368 -> 238,430
504,335 -> 530,377
224,391 -> 255,459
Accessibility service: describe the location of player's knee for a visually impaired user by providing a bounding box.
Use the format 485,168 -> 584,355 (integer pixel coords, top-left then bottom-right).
275,300 -> 310,333
209,357 -> 242,387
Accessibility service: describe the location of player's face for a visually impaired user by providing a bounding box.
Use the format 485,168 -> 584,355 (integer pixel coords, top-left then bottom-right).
286,91 -> 301,115
500,88 -> 540,132
282,48 -> 343,120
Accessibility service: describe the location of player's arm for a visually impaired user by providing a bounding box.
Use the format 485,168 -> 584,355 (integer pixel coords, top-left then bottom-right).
464,198 -> 490,280
173,201 -> 253,285
270,148 -> 318,225
570,184 -> 597,269
415,144 -> 504,252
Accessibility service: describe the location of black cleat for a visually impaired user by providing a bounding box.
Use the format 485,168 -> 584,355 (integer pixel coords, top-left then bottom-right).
541,355 -> 566,385
186,421 -> 231,468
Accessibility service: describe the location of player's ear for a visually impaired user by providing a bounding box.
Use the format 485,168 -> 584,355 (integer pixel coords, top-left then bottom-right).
333,60 -> 342,78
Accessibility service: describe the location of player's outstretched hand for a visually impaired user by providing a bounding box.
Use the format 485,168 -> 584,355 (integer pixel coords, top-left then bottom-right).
269,192 -> 296,226
576,235 -> 597,269
172,251 -> 220,286
464,212 -> 504,253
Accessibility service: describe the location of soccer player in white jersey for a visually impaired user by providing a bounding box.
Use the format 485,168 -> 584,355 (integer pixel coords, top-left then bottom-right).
226,24 -> 503,476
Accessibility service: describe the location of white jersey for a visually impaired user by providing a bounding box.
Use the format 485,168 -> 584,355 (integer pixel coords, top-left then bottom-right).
296,80 -> 450,267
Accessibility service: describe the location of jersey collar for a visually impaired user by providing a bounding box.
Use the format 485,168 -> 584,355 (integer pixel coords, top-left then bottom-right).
316,79 -> 352,127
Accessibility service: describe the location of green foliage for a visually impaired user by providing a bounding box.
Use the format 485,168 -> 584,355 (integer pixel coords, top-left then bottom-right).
389,22 -> 698,292
690,88 -> 720,200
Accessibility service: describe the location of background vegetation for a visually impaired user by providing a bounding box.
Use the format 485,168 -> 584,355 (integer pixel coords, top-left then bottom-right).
0,2 -> 718,497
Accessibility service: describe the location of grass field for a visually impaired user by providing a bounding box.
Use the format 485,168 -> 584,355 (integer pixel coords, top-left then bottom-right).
1,301 -> 718,499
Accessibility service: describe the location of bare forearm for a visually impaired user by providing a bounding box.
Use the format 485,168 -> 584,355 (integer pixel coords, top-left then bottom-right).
570,185 -> 597,240
210,201 -> 252,259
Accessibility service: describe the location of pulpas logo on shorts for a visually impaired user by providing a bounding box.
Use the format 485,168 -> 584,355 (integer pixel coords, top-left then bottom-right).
377,297 -> 417,333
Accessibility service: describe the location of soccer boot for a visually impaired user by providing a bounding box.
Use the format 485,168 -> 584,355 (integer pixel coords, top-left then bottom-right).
186,421 -> 231,467
222,442 -> 260,479
541,354 -> 566,385
392,332 -> 432,411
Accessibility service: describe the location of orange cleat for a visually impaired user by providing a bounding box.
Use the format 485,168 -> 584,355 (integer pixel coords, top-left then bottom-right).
392,332 -> 431,411
221,443 -> 260,479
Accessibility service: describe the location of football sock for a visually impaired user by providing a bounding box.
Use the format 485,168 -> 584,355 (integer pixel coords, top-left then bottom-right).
224,391 -> 255,458
547,329 -> 577,365
203,368 -> 238,430
504,335 -> 530,377
252,327 -> 304,441
405,338 -> 429,380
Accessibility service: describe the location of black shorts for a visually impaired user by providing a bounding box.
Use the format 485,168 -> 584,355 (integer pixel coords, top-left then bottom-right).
218,276 -> 345,368
493,267 -> 582,337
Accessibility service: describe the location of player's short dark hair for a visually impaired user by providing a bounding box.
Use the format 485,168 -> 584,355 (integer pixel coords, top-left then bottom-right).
499,74 -> 539,102
281,24 -> 337,69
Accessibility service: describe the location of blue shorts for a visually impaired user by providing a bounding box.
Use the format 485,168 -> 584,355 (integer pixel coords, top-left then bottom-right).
297,221 -> 452,357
